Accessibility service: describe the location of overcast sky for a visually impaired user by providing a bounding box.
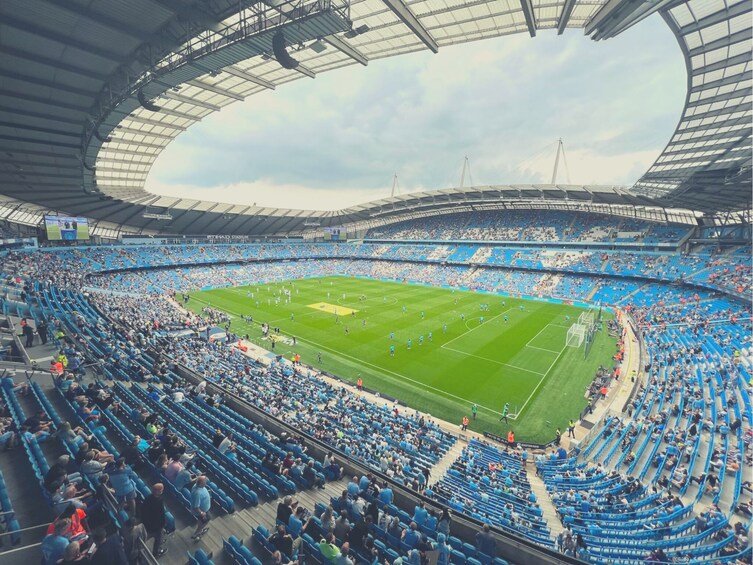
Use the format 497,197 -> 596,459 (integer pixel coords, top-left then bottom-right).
147,16 -> 686,210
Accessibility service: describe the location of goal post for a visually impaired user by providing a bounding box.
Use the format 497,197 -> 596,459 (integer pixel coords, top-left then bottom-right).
566,323 -> 587,348
578,312 -> 595,327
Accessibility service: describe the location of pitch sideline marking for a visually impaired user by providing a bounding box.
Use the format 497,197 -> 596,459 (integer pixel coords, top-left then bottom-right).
281,333 -> 506,416
509,342 -> 568,420
440,346 -> 547,376
441,307 -> 513,348
189,296 -> 505,416
525,345 -> 562,354
525,322 -> 568,354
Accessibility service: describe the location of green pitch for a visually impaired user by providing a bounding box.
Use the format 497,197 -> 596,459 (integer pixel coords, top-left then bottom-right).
187,276 -> 617,444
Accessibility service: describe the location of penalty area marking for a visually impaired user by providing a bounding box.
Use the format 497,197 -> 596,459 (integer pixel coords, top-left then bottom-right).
442,307 -> 513,348
441,346 -> 547,377
508,342 -> 568,420
525,322 -> 566,354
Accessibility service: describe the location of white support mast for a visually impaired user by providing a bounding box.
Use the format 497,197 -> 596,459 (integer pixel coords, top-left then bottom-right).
459,156 -> 474,188
551,138 -> 563,184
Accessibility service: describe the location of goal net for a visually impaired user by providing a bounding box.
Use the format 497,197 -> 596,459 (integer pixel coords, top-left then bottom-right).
566,323 -> 587,347
578,312 -> 595,327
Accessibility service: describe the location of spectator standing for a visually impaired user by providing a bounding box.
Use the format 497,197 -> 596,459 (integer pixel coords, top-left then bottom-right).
190,476 -> 212,540
121,518 -> 147,565
475,523 -> 496,556
138,483 -> 167,557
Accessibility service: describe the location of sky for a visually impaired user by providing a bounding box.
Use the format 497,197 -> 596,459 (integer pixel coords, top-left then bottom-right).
147,16 -> 687,211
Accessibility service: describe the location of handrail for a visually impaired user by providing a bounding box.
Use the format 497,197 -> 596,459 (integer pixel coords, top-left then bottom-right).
0,523 -> 50,536
0,542 -> 42,554
137,537 -> 161,565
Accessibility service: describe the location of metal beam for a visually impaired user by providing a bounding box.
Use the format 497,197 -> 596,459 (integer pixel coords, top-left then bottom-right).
1,14 -> 127,64
112,126 -> 177,141
692,51 -> 752,76
132,106 -> 202,122
662,137 -> 750,156
90,166 -> 149,174
683,104 -> 750,121
687,28 -> 753,58
380,0 -> 439,53
36,0 -> 153,42
162,91 -> 221,111
96,147 -> 159,158
95,156 -> 157,166
0,121 -> 78,138
323,35 -> 368,66
0,179 -> 79,188
598,0 -> 680,39
121,115 -> 187,131
0,147 -> 78,160
519,0 -> 537,37
0,134 -> 78,149
295,64 -> 317,79
557,0 -> 576,34
3,170 -> 80,180
101,138 -> 167,150
0,45 -> 110,81
97,175 -> 148,184
0,105 -> 82,127
669,126 -> 750,146
0,89 -> 89,113
219,66 -> 276,90
678,0 -> 752,36
186,80 -> 245,101
690,71 -> 750,93
0,157 -> 78,169
687,86 -> 752,107
0,69 -> 96,98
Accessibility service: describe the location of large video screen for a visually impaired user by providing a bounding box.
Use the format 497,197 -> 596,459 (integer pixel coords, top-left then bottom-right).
44,216 -> 90,241
324,227 -> 347,241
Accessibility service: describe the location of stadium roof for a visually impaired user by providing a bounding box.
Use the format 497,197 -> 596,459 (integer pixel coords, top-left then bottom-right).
0,0 -> 750,237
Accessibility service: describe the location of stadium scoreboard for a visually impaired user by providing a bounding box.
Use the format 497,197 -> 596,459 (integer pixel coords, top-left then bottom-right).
44,215 -> 90,241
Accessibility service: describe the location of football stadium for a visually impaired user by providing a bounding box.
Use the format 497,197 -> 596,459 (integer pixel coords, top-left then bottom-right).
0,0 -> 751,564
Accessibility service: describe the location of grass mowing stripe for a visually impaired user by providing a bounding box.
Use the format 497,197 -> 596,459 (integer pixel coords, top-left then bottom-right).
192,295 -> 506,416
186,276 -> 617,443
510,343 -> 568,420
441,308 -> 513,347
440,345 -> 546,376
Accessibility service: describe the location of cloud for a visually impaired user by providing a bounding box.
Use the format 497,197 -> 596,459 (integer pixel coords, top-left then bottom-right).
148,16 -> 687,209
148,179 -> 403,210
